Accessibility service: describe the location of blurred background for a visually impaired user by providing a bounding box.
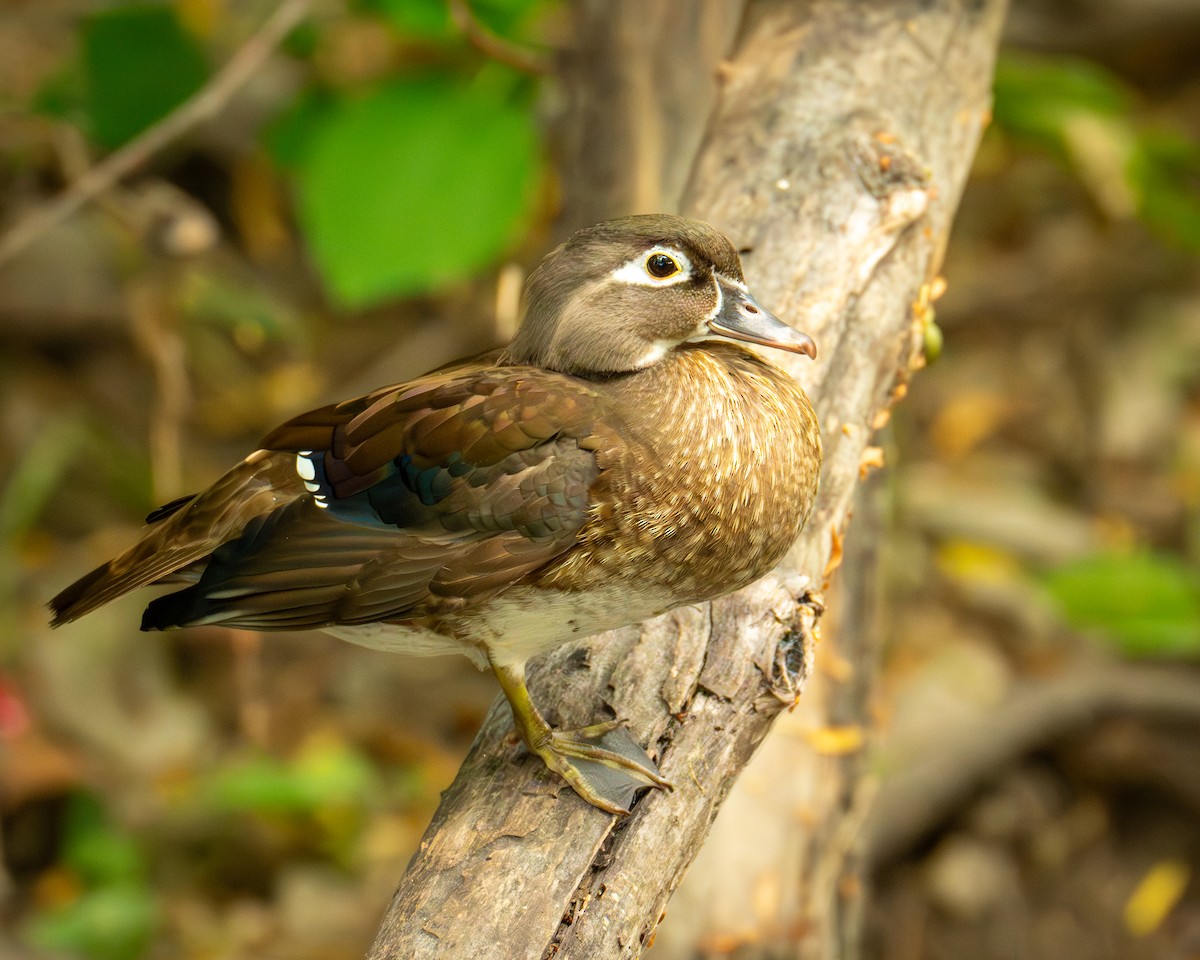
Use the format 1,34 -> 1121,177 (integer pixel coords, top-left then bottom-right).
0,1 -> 1198,958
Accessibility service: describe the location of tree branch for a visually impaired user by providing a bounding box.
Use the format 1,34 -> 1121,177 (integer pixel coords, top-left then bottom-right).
447,0 -> 553,75
866,662 -> 1200,867
0,0 -> 309,270
368,1 -> 1007,957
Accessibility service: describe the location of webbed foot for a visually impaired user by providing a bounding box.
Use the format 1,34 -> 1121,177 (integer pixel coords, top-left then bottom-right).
531,720 -> 672,814
490,659 -> 673,814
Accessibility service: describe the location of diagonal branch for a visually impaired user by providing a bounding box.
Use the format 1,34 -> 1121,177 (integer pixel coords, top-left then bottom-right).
0,0 -> 310,270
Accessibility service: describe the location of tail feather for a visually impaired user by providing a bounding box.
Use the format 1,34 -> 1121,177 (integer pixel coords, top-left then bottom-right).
48,451 -> 300,627
48,560 -> 118,626
48,541 -> 222,627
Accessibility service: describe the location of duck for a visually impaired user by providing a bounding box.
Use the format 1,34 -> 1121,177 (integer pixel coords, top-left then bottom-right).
48,214 -> 822,815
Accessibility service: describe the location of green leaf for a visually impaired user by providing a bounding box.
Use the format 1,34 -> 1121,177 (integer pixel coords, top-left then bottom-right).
282,18 -> 322,59
24,885 -> 158,960
0,417 -> 88,542
66,825 -> 147,889
266,88 -> 337,171
31,60 -> 87,124
363,0 -> 454,39
1128,129 -> 1200,252
468,0 -> 553,38
291,738 -> 379,807
23,796 -> 157,960
994,51 -> 1200,253
1044,551 -> 1200,657
61,794 -> 147,887
201,742 -> 378,814
362,0 -> 547,41
287,74 -> 540,305
180,269 -> 301,345
993,53 -> 1131,153
82,5 -> 209,148
202,755 -> 317,813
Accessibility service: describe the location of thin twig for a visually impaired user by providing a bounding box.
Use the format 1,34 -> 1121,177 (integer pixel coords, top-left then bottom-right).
448,0 -> 553,75
0,0 -> 310,270
127,280 -> 189,502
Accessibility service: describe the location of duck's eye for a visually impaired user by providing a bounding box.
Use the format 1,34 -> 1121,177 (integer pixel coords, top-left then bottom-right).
646,253 -> 680,279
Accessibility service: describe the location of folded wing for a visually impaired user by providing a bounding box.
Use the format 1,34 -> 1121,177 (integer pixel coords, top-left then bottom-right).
50,365 -> 622,631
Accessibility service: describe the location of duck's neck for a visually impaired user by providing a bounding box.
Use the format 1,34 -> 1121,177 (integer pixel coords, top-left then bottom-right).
599,342 -> 807,450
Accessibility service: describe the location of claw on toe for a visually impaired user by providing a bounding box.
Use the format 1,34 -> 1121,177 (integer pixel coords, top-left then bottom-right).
489,657 -> 672,814
535,722 -> 673,814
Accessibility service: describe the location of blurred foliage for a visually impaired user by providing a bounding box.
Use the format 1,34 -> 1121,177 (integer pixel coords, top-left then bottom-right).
989,51 -> 1200,658
366,0 -> 548,39
273,69 -> 540,304
272,0 -> 548,305
200,739 -> 379,817
31,0 -> 551,307
3,4 -> 553,955
179,270 -> 303,348
1129,130 -> 1200,252
0,419 -> 89,545
993,52 -> 1200,251
1044,551 -> 1200,658
3,3 -> 1200,959
36,5 -> 210,148
194,735 -> 387,865
18,737 -> 416,958
1124,859 -> 1192,938
0,418 -> 91,656
23,794 -> 159,960
81,6 -> 211,149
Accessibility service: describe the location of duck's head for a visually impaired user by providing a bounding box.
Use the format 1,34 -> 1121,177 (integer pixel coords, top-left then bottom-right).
504,214 -> 817,377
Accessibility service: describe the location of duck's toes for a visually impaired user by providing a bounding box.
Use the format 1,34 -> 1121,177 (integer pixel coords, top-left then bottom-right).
532,723 -> 673,814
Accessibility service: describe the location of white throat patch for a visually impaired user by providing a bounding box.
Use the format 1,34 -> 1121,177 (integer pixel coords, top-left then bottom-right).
635,339 -> 675,368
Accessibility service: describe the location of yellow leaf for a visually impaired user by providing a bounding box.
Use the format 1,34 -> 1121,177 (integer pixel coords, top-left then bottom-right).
929,390 -> 1009,460
1124,859 -> 1189,936
805,725 -> 865,756
231,152 -> 292,261
936,540 -> 1023,586
175,0 -> 223,38
33,867 -> 82,909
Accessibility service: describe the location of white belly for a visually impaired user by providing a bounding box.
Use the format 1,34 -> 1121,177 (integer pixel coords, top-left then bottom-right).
323,582 -> 675,672
323,621 -> 486,666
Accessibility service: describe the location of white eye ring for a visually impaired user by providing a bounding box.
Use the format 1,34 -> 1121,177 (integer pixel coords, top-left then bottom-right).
611,245 -> 692,287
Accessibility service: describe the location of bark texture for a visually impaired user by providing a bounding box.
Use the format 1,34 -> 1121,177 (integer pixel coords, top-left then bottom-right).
552,0 -> 747,233
368,1 -> 1006,958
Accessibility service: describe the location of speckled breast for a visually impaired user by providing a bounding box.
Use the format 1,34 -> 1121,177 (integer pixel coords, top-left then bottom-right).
543,343 -> 822,602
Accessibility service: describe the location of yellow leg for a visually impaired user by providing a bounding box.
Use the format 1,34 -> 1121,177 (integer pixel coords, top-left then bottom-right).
490,656 -> 672,814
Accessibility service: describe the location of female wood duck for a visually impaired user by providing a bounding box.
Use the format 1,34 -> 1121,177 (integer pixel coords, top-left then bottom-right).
49,214 -> 822,814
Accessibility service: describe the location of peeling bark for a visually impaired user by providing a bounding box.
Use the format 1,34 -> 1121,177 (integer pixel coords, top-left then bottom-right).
368,1 -> 1007,958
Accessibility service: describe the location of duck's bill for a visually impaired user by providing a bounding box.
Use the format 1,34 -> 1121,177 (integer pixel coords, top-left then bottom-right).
709,277 -> 817,360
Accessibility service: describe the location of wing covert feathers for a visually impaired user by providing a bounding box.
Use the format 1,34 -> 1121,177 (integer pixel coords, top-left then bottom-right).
50,363 -> 626,632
